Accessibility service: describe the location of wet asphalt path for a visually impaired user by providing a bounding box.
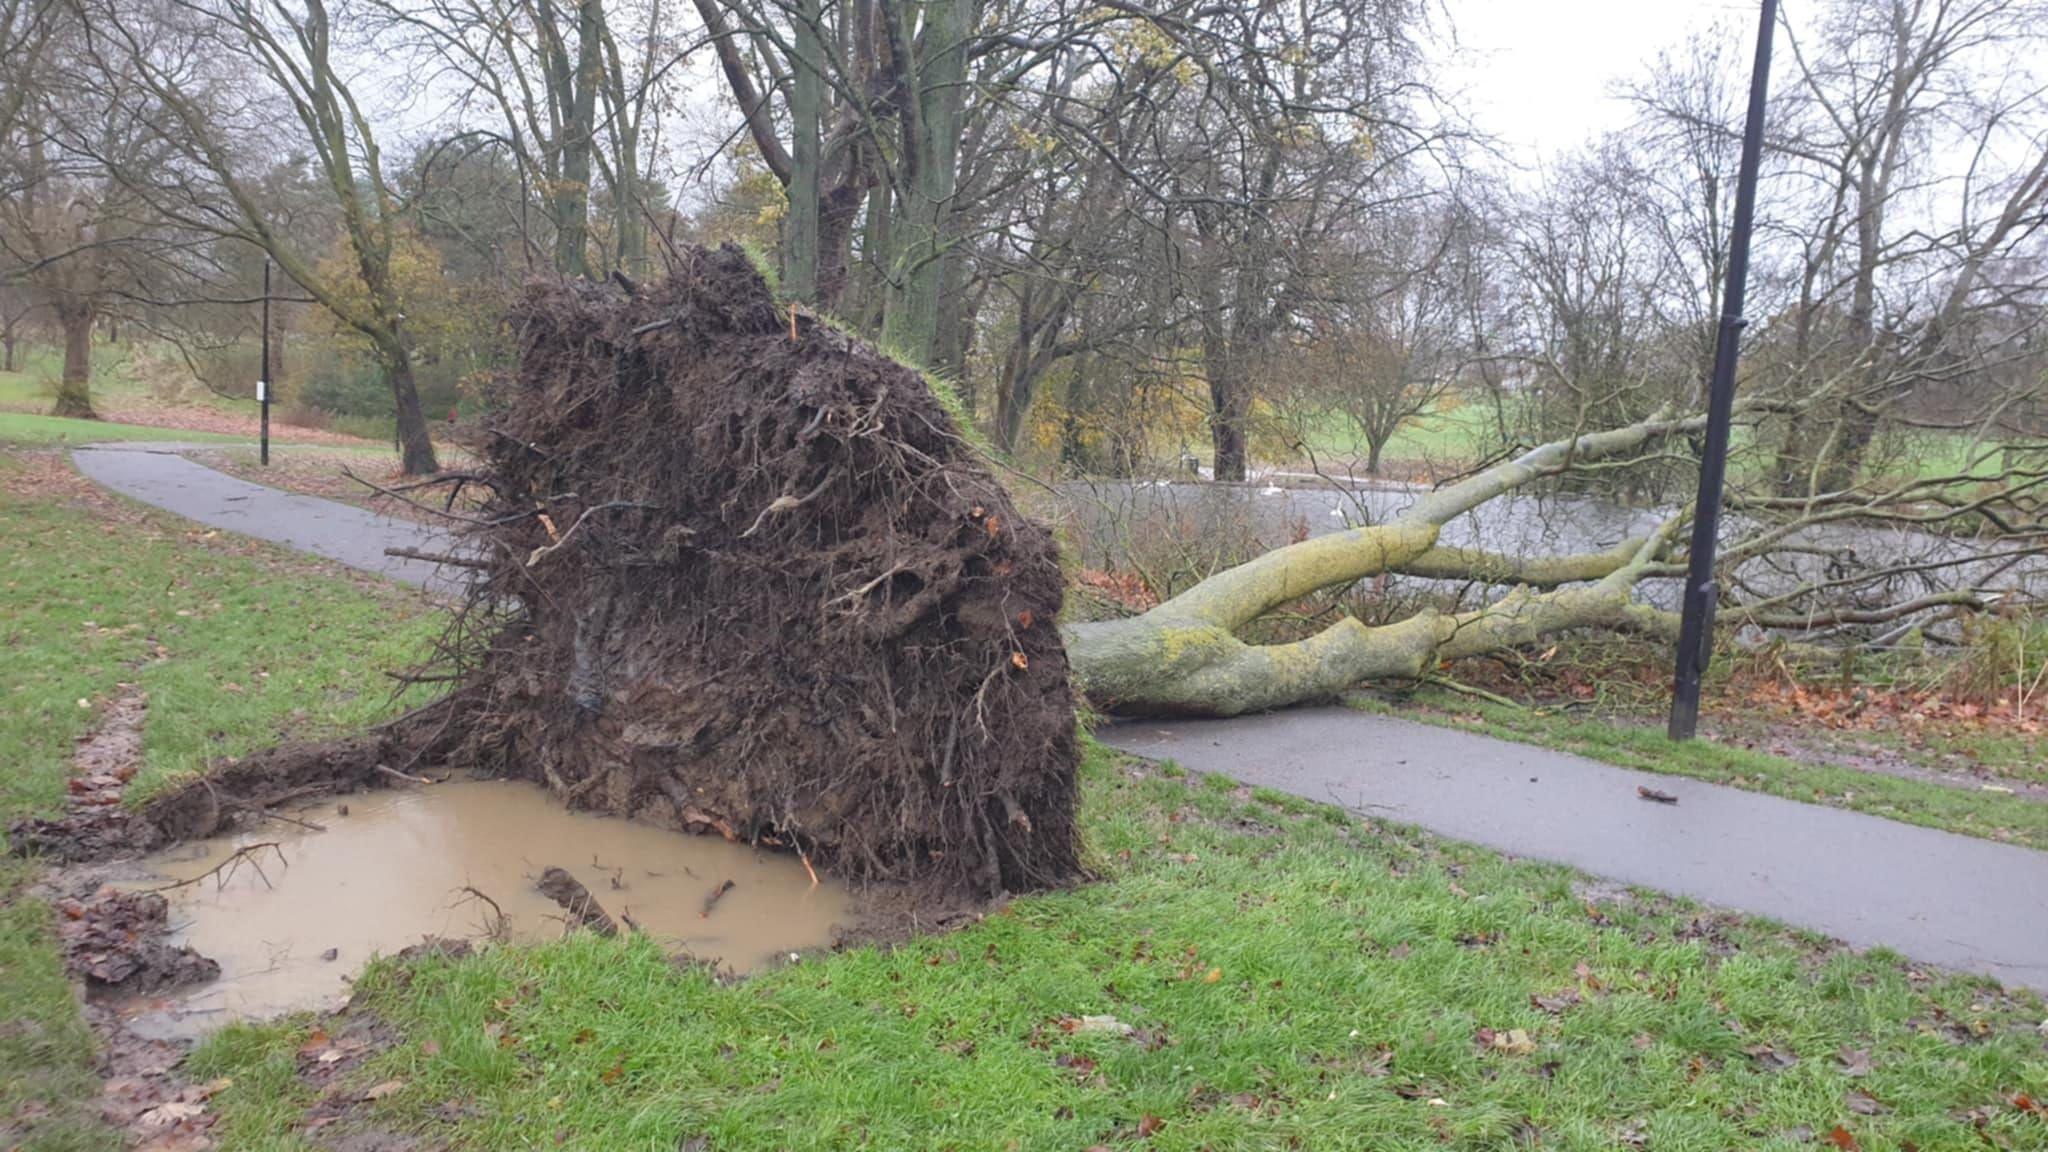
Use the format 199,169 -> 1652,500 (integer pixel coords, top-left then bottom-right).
1102,710 -> 2048,991
71,443 -> 464,596
70,443 -> 2048,991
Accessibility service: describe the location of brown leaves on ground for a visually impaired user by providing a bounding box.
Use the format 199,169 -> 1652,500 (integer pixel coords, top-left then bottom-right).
1476,1027 -> 1538,1056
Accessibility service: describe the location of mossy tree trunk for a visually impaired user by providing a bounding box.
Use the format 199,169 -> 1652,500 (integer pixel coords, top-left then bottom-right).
51,298 -> 96,420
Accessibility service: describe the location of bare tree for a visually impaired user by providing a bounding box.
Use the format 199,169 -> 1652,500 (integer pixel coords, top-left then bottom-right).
77,0 -> 440,473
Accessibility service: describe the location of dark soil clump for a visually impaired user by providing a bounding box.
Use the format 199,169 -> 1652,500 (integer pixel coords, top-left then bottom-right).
55,889 -> 220,995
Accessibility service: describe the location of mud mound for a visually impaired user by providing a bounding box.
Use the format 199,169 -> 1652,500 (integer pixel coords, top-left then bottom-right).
434,246 -> 1081,896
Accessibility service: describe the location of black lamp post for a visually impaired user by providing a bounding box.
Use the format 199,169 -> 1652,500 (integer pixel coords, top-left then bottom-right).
1668,0 -> 1779,741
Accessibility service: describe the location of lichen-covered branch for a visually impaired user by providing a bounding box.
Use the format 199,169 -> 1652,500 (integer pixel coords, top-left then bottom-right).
1064,418 -> 1721,716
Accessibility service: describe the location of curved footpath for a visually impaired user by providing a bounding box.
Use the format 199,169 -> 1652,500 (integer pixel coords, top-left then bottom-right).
69,443 -> 2048,992
72,443 -> 463,595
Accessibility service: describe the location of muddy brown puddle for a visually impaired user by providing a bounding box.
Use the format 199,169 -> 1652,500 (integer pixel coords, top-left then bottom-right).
121,779 -> 849,1036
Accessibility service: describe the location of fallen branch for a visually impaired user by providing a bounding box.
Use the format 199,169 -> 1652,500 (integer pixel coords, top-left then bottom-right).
374,764 -> 434,786
701,878 -> 736,918
384,546 -> 491,571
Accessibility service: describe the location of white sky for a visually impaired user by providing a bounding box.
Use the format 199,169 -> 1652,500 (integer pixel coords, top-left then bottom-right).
1435,0 -> 1772,171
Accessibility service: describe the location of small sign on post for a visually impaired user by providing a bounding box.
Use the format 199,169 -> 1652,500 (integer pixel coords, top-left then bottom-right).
259,260 -> 272,466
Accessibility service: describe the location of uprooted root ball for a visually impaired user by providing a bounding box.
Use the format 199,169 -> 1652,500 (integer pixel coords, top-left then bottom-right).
433,246 -> 1082,896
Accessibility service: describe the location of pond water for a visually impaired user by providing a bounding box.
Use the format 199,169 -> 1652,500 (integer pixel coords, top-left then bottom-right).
119,779 -> 850,1035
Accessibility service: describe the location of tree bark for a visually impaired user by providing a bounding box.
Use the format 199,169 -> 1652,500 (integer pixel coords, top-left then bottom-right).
51,299 -> 96,419
378,334 -> 439,475
783,0 -> 823,301
879,0 -> 969,365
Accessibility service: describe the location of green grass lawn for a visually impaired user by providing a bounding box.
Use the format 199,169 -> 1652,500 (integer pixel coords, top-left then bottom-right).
4,447 -> 2048,1151
0,448 -> 439,1149
184,750 -> 2048,1151
1356,688 -> 2048,853
0,410 -> 249,446
1282,400 -> 1501,470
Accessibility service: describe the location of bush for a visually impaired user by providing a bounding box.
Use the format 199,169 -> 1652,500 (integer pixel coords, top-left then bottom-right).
1949,609 -> 2048,715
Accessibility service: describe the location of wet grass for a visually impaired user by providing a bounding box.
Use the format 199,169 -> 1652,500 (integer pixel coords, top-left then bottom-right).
1355,689 -> 2048,853
0,456 -> 439,810
4,444 -> 2048,1150
182,744 -> 2048,1151
0,858 -> 104,1152
0,448 -> 439,1149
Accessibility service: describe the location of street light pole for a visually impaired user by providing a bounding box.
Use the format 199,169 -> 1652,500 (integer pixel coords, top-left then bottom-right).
1668,0 -> 1779,741
259,260 -> 272,467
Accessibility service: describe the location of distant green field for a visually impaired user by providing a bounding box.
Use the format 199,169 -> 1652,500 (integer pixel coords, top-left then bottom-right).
0,411 -> 245,445
1279,400 -> 1506,470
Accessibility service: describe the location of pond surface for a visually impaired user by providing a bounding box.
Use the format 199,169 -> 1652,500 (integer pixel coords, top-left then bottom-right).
121,779 -> 849,1035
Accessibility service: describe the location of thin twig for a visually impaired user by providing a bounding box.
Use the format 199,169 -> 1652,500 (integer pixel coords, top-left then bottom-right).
144,843 -> 285,894
384,546 -> 492,571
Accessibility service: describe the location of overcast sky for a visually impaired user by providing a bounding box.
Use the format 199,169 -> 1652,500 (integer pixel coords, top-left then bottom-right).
1436,0 -> 1773,171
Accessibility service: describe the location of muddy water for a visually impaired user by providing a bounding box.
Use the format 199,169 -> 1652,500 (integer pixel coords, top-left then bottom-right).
127,779 -> 849,1031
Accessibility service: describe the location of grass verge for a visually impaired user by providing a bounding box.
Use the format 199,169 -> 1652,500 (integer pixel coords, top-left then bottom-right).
1354,689 -> 2048,853
186,743 -> 2048,1151
0,447 -> 440,1149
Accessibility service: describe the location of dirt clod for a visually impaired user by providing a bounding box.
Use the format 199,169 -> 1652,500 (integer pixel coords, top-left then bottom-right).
57,889 -> 220,995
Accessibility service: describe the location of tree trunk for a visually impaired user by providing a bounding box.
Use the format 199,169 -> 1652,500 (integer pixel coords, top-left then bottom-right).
1365,436 -> 1384,476
552,0 -> 603,278
880,0 -> 969,365
380,336 -> 439,475
51,300 -> 96,419
782,0 -> 823,301
1209,364 -> 1250,482
2,328 -> 17,373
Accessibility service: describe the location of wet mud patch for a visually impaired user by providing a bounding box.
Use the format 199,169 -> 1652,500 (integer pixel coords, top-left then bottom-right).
115,778 -> 852,1037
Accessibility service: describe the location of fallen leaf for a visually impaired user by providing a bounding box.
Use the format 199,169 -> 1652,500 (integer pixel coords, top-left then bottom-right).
1846,1090 -> 1887,1116
2015,1093 -> 2042,1115
1824,1125 -> 1860,1151
1637,786 -> 1679,805
1485,1027 -> 1537,1056
420,1039 -> 441,1057
1010,651 -> 1029,671
1837,1046 -> 1873,1077
601,1060 -> 624,1085
1530,990 -> 1580,1015
1744,1044 -> 1798,1070
1069,1014 -> 1135,1037
138,1101 -> 205,1127
359,1080 -> 406,1102
1137,1114 -> 1165,1137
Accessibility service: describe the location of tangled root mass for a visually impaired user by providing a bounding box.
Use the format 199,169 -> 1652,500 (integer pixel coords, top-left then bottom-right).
431,246 -> 1081,896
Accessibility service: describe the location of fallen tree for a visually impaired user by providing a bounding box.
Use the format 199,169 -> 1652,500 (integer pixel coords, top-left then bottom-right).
1063,405 -> 2047,717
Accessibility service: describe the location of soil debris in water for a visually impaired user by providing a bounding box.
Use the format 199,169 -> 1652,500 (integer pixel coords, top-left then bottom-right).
121,778 -> 850,1033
